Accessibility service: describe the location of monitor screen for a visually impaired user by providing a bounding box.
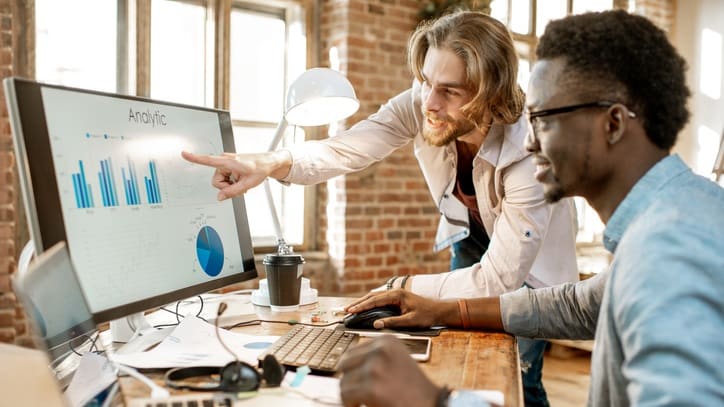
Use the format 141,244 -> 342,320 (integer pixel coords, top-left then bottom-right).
5,78 -> 257,323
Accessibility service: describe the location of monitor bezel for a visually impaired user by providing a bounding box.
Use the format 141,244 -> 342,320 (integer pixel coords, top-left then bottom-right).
5,77 -> 258,324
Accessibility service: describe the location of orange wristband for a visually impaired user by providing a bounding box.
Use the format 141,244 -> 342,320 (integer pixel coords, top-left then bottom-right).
457,299 -> 471,329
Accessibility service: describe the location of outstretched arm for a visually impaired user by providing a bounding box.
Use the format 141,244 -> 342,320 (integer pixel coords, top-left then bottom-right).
180,150 -> 292,200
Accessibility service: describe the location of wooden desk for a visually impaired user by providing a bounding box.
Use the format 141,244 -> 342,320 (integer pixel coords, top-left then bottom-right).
119,296 -> 523,406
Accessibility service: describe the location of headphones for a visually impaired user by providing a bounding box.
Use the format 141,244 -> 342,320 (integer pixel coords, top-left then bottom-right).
164,354 -> 285,393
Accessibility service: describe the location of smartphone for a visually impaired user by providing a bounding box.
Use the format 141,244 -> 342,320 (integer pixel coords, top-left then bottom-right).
399,337 -> 432,362
355,332 -> 432,362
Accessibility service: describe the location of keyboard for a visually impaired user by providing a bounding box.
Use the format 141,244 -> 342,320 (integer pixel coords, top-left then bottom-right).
258,325 -> 359,374
127,393 -> 235,407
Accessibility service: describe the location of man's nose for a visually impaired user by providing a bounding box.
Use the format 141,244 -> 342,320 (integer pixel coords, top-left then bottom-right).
422,89 -> 442,112
524,125 -> 540,153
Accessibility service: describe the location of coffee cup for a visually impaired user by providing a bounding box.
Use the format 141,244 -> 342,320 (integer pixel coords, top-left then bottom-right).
263,253 -> 305,312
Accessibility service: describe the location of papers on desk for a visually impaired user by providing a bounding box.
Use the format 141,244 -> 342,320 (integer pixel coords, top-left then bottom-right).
110,316 -> 279,369
239,372 -> 341,406
64,352 -> 117,407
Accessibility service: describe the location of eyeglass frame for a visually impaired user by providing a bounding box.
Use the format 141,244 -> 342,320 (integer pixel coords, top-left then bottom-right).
527,101 -> 637,134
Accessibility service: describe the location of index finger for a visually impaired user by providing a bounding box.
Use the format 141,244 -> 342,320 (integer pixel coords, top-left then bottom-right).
181,151 -> 230,169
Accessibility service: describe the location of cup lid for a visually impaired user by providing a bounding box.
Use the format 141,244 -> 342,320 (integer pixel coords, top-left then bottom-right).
263,253 -> 305,266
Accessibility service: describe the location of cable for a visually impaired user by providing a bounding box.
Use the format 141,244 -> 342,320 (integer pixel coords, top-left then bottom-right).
225,318 -> 344,330
266,386 -> 341,406
68,330 -> 104,356
215,302 -> 242,363
116,363 -> 170,399
155,295 -> 208,328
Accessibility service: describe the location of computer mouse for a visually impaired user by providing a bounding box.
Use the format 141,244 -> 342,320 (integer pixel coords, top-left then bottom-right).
343,305 -> 401,329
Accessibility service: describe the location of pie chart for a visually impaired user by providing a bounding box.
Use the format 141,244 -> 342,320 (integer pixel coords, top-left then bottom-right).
196,225 -> 224,277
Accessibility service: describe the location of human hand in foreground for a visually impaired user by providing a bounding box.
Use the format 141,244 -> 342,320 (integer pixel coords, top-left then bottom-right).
181,150 -> 291,200
344,289 -> 454,330
339,335 -> 441,407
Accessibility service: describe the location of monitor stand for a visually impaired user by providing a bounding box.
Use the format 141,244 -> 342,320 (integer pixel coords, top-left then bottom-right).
111,313 -> 174,354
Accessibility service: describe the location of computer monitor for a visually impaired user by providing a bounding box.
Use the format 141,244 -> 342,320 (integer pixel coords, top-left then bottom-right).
5,77 -> 257,326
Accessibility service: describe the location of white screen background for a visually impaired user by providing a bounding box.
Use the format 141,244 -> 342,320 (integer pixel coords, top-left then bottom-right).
41,88 -> 245,314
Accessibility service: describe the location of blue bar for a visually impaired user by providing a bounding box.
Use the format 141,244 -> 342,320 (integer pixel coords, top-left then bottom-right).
148,162 -> 156,203
128,158 -> 139,205
121,168 -> 129,205
144,178 -> 153,204
78,161 -> 89,208
150,160 -> 160,204
102,161 -> 112,206
103,159 -> 117,207
98,172 -> 108,207
107,157 -> 118,206
87,186 -> 94,207
72,174 -> 82,208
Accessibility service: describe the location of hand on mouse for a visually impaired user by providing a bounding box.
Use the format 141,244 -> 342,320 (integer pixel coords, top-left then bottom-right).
344,289 -> 456,329
339,335 -> 440,407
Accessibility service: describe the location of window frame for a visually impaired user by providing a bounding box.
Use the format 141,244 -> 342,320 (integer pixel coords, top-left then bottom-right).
495,0 -> 625,245
33,0 -> 319,251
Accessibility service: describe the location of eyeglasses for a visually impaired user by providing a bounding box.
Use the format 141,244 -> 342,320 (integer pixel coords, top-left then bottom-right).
527,101 -> 637,135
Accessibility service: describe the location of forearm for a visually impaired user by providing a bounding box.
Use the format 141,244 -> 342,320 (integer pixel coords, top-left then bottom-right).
436,297 -> 505,331
266,150 -> 293,180
500,272 -> 607,339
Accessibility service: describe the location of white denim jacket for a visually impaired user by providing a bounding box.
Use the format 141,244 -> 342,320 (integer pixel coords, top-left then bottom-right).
282,82 -> 578,299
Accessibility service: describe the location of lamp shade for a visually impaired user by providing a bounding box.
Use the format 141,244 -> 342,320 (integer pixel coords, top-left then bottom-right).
284,68 -> 359,126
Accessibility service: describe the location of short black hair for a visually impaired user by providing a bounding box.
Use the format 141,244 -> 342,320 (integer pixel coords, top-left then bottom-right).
536,10 -> 690,150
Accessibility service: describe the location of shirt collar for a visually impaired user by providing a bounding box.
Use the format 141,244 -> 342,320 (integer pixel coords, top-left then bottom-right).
602,154 -> 689,253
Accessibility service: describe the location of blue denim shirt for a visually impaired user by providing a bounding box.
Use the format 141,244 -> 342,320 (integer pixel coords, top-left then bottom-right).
502,155 -> 724,406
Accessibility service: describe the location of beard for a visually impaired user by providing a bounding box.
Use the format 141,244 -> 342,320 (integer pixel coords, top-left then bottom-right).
421,113 -> 477,147
543,180 -> 565,203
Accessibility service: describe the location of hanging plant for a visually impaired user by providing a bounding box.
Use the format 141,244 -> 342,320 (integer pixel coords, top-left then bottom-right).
418,0 -> 493,22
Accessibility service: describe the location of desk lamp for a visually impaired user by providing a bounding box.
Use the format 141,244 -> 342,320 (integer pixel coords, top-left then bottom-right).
252,68 -> 359,309
265,67 -> 359,254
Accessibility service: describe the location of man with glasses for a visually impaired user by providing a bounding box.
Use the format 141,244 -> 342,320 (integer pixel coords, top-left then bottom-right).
338,10 -> 724,407
184,11 -> 579,405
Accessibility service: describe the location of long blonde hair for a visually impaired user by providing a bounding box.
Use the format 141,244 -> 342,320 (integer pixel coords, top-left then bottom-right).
408,11 -> 525,126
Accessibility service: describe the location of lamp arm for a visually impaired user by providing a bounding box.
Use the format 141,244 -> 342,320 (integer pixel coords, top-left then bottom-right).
268,116 -> 289,152
264,178 -> 291,254
266,115 -> 293,254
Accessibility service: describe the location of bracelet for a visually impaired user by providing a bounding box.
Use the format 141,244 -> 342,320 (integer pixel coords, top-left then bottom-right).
386,276 -> 398,291
399,275 -> 411,290
457,299 -> 471,329
435,385 -> 452,407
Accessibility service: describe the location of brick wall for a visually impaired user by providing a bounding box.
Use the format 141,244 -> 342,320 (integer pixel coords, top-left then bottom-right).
0,0 -> 20,345
318,0 -> 451,295
634,0 -> 677,35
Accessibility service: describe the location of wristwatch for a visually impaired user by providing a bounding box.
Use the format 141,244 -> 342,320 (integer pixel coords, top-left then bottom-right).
446,390 -> 491,407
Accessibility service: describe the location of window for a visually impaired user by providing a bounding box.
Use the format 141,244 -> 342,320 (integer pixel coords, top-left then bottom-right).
491,0 -> 618,244
229,4 -> 307,247
35,0 -> 309,249
35,0 -> 117,92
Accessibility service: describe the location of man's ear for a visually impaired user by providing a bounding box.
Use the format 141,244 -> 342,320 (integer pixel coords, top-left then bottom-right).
605,106 -> 627,145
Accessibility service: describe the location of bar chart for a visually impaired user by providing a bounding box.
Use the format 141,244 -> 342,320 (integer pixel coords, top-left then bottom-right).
72,157 -> 164,209
71,161 -> 95,209
144,160 -> 162,204
98,157 -> 120,207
